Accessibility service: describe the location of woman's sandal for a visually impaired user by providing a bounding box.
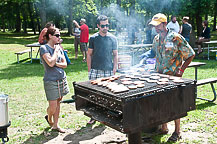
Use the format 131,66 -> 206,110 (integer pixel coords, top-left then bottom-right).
167,132 -> 182,142
52,127 -> 66,133
45,115 -> 53,127
87,118 -> 96,125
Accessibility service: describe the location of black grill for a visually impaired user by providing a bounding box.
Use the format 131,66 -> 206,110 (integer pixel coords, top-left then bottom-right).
73,74 -> 196,144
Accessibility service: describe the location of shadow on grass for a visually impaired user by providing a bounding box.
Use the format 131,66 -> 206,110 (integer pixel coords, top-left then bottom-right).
63,124 -> 106,143
196,101 -> 216,110
0,57 -> 87,80
22,127 -> 59,144
0,32 -> 74,45
192,59 -> 217,69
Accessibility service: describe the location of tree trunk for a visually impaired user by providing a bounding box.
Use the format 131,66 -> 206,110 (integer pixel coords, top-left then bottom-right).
189,28 -> 196,48
15,2 -> 21,32
213,0 -> 217,31
100,0 -> 103,10
22,2 -> 27,34
39,0 -> 46,29
205,14 -> 208,20
28,1 -> 36,34
34,3 -> 41,34
117,0 -> 121,6
129,0 -> 135,16
68,0 -> 73,35
195,14 -> 202,37
2,15 -> 5,32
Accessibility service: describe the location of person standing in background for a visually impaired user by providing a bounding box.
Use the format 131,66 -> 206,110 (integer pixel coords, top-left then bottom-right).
151,27 -> 158,42
179,16 -> 192,42
38,22 -> 54,45
167,15 -> 180,33
40,27 -> 69,133
144,19 -> 152,44
59,39 -> 72,65
72,25 -> 81,59
86,15 -> 118,124
73,19 -> 89,62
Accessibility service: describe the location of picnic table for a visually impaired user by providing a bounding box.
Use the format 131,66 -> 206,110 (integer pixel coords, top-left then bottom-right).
204,40 -> 217,60
188,62 -> 217,102
15,43 -> 41,64
118,44 -> 152,65
25,43 -> 41,63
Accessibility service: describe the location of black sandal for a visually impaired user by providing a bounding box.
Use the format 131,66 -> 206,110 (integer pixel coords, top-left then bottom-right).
45,115 -> 53,127
168,132 -> 181,142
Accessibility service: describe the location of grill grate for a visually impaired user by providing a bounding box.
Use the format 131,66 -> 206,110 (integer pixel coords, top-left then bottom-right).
74,77 -> 194,100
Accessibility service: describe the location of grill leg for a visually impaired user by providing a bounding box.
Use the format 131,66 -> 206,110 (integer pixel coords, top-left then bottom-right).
128,131 -> 142,144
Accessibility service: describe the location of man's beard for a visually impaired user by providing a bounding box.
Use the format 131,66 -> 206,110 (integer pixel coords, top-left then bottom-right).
102,29 -> 108,34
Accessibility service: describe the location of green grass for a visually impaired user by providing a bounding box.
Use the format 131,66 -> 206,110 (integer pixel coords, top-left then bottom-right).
0,31 -> 217,144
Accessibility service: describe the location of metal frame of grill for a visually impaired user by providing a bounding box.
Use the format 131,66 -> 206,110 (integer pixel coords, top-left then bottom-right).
73,77 -> 196,144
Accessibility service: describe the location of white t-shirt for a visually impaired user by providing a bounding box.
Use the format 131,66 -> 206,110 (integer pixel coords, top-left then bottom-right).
167,21 -> 180,33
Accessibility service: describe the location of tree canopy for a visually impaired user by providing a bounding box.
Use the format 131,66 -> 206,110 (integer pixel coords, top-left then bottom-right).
0,0 -> 217,36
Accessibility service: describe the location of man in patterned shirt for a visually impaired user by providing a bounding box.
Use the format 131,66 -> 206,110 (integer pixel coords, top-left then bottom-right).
147,13 -> 195,142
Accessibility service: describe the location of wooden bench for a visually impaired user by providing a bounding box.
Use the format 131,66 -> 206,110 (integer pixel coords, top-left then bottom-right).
15,49 -> 35,63
210,50 -> 217,60
193,46 -> 216,50
196,78 -> 217,102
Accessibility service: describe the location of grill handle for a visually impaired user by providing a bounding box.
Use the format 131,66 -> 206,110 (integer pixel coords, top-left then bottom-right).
60,95 -> 75,103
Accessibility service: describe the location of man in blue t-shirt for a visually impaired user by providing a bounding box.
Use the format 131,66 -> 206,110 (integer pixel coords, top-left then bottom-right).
86,15 -> 118,124
87,15 -> 118,80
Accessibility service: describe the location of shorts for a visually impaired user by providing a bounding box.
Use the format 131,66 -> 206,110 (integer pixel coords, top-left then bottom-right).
80,42 -> 88,52
44,77 -> 69,101
88,69 -> 113,80
74,37 -> 80,52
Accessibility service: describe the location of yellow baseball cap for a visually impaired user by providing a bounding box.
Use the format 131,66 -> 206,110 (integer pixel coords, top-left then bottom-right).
149,13 -> 167,26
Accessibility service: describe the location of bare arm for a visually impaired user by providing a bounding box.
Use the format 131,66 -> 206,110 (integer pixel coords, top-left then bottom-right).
87,48 -> 93,72
176,54 -> 195,77
113,50 -> 118,75
73,20 -> 80,28
179,25 -> 183,34
42,46 -> 67,68
42,47 -> 59,67
56,56 -> 67,69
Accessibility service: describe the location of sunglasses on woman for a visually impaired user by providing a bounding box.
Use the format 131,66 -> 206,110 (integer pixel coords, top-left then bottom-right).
53,34 -> 60,38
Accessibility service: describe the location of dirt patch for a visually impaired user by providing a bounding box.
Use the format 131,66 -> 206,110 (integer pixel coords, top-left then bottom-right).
44,126 -> 127,144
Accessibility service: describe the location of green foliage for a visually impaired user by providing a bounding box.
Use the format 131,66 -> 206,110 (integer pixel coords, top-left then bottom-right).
0,0 -> 217,35
0,30 -> 217,143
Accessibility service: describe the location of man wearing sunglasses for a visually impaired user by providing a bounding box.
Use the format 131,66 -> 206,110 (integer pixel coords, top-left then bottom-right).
86,15 -> 118,124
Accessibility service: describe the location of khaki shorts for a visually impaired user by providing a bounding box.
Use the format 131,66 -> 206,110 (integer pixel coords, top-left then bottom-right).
80,42 -> 88,52
44,77 -> 69,101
